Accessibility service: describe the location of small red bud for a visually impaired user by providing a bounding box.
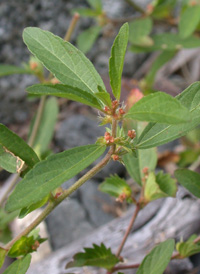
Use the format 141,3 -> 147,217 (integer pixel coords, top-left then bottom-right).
128,129 -> 136,139
142,167 -> 149,175
119,108 -> 125,115
116,193 -> 127,203
109,136 -> 114,143
32,240 -> 40,250
51,78 -> 60,84
104,106 -> 109,112
112,154 -> 119,161
30,62 -> 38,70
54,192 -> 62,199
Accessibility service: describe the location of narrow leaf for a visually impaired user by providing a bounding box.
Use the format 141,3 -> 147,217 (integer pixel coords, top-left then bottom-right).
66,243 -> 119,270
99,175 -> 132,202
5,144 -> 106,212
125,92 -> 190,124
2,254 -> 31,274
136,239 -> 175,274
176,234 -> 200,257
175,169 -> 200,198
109,23 -> 129,100
137,82 -> 200,149
23,27 -> 106,95
179,6 -> 200,38
0,65 -> 31,77
77,26 -> 101,54
0,124 -> 39,174
72,8 -> 101,17
0,247 -> 7,269
27,84 -> 103,110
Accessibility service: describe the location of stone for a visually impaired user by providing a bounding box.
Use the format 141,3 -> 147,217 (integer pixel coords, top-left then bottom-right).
45,199 -> 94,250
79,180 -> 116,227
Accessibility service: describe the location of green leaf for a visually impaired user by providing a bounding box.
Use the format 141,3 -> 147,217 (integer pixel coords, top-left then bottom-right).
136,239 -> 175,274
5,144 -> 106,212
145,51 -> 175,88
77,26 -> 101,54
175,169 -> 200,198
66,243 -> 119,270
130,33 -> 200,52
27,84 -> 103,110
72,8 -> 101,17
0,124 -> 39,174
137,82 -> 200,149
8,232 -> 46,257
0,65 -> 31,77
0,247 -> 7,269
99,175 -> 132,202
152,0 -> 176,19
144,172 -> 177,202
176,234 -> 200,258
178,149 -> 199,168
123,148 -> 157,186
95,90 -> 112,107
109,23 -> 129,100
2,254 -> 31,274
125,92 -> 190,124
129,17 -> 153,45
179,5 -> 200,39
23,27 -> 106,96
86,0 -> 102,11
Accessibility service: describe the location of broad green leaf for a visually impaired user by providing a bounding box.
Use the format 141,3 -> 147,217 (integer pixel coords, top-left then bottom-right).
86,0 -> 102,11
66,243 -> 119,270
0,247 -> 7,269
109,23 -> 129,100
123,148 -> 157,185
130,33 -> 200,52
179,6 -> 200,38
145,51 -> 175,88
136,239 -> 175,274
144,172 -> 177,202
129,17 -> 153,45
2,254 -> 31,274
77,26 -> 101,54
23,27 -> 106,96
178,149 -> 200,168
137,82 -> 200,149
0,124 -> 39,174
175,169 -> 200,198
5,144 -> 106,212
99,175 -> 132,202
8,233 -> 46,257
27,84 -> 103,110
125,92 -> 190,124
72,8 -> 101,17
176,234 -> 200,258
0,65 -> 31,77
29,97 -> 58,157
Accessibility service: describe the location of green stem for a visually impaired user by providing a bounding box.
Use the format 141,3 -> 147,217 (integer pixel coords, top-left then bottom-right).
124,0 -> 146,14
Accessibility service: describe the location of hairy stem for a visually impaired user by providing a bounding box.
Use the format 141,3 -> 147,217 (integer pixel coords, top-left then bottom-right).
116,202 -> 141,257
124,0 -> 146,14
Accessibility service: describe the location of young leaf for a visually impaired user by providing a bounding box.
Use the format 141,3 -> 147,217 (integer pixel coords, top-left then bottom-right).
125,92 -> 190,124
179,5 -> 200,39
72,8 -> 101,17
109,23 -> 129,100
27,84 -> 104,110
145,51 -> 175,88
23,27 -> 106,95
129,17 -> 153,45
144,172 -> 177,202
176,234 -> 200,258
77,26 -> 101,54
137,82 -> 200,149
0,247 -> 7,269
123,148 -> 157,185
66,243 -> 119,270
86,0 -> 102,11
0,65 -> 31,77
175,169 -> 200,198
0,124 -> 39,174
5,144 -> 106,212
99,175 -> 132,202
2,254 -> 31,274
136,239 -> 175,274
29,97 -> 58,157
8,232 -> 46,257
